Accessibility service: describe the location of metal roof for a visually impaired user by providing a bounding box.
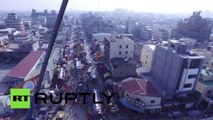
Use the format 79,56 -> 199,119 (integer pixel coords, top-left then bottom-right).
7,51 -> 44,78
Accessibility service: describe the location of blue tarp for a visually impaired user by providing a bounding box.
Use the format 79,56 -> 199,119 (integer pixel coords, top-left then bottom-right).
119,98 -> 145,113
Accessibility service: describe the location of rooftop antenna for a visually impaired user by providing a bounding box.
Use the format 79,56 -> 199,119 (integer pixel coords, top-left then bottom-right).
25,0 -> 69,119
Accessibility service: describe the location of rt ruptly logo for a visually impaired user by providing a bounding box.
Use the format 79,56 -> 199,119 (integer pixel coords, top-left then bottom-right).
10,88 -> 30,109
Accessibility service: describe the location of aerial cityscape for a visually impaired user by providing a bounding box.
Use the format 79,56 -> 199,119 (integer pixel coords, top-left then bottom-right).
0,0 -> 213,120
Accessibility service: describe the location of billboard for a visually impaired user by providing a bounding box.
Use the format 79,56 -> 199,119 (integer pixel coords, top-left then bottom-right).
16,75 -> 39,92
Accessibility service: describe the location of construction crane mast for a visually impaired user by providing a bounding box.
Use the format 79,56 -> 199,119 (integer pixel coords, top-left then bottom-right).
25,0 -> 69,119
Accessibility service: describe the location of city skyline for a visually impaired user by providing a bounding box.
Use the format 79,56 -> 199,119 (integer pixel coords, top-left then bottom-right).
0,1 -> 213,119
0,0 -> 213,13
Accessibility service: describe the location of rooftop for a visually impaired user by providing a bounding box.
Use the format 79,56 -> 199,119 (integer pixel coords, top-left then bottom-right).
0,28 -> 16,33
106,34 -> 134,43
191,49 -> 213,58
9,43 -> 19,49
7,51 -> 44,78
144,44 -> 156,51
201,68 -> 213,77
179,38 -> 197,42
141,74 -> 164,95
111,57 -> 128,64
121,77 -> 161,97
199,80 -> 213,87
92,33 -> 111,36
15,32 -> 29,37
47,47 -> 61,70
2,43 -> 27,52
111,57 -> 135,67
159,45 -> 205,59
0,63 -> 17,82
41,43 -> 48,49
169,39 -> 184,44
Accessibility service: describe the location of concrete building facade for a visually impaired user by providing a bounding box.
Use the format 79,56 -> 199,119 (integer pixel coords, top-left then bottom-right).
141,26 -> 152,41
192,48 -> 213,67
141,44 -> 156,73
152,24 -> 172,41
31,9 -> 48,25
197,68 -> 213,96
46,14 -> 57,29
179,38 -> 196,50
92,33 -> 111,43
14,32 -> 31,43
118,77 -> 161,112
152,29 -> 169,41
151,41 -> 204,96
2,51 -> 45,87
19,41 -> 40,51
4,13 -> 25,31
104,33 -> 134,64
196,68 -> 213,111
134,42 -> 143,61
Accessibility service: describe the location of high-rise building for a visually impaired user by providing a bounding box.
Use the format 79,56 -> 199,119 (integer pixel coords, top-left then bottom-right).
46,13 -> 57,29
152,24 -> 172,41
151,40 -> 204,96
31,9 -> 58,28
141,26 -> 152,41
126,18 -> 136,34
4,13 -> 25,31
31,9 -> 48,25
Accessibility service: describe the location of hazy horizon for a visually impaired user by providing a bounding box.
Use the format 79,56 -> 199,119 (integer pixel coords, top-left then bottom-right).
0,0 -> 213,14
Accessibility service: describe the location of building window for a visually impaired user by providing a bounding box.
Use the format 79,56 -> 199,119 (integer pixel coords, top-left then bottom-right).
145,61 -> 147,64
119,45 -> 122,49
146,55 -> 148,59
119,51 -> 121,55
183,83 -> 192,88
212,62 -> 213,66
189,59 -> 201,69
188,75 -> 197,79
126,45 -> 128,48
150,100 -> 155,103
207,90 -> 212,95
171,44 -> 175,49
125,51 -> 128,54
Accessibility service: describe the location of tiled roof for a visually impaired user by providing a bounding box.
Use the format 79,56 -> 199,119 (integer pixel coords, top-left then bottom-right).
7,51 -> 44,78
121,78 -> 161,97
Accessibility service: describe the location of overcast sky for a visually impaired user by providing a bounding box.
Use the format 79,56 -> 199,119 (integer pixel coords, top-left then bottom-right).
0,0 -> 213,13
